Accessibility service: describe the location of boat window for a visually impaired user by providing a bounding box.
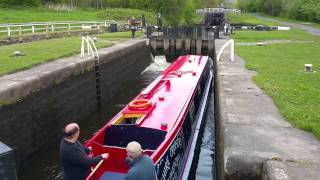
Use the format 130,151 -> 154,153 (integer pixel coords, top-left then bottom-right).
189,101 -> 196,125
194,85 -> 201,113
200,73 -> 207,91
104,125 -> 166,150
112,113 -> 144,125
182,112 -> 192,142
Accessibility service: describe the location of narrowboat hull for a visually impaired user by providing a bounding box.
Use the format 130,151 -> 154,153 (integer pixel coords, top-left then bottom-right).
155,70 -> 213,180
84,55 -> 214,180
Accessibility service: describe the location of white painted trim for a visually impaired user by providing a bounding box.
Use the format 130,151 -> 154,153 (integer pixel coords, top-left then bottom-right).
181,69 -> 213,180
217,39 -> 234,62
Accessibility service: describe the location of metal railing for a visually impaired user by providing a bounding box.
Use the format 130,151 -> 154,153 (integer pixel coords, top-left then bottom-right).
217,39 -> 234,62
81,36 -> 99,59
0,20 -> 129,37
85,159 -> 104,180
148,26 -> 216,40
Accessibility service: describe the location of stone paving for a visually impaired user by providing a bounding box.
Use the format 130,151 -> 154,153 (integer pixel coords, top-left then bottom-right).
215,39 -> 320,180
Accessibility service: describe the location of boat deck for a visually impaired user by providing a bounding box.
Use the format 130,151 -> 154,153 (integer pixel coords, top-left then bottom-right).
100,172 -> 125,180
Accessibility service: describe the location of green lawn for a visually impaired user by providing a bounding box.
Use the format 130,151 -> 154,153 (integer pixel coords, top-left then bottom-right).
0,31 -> 139,76
227,13 -> 279,26
0,7 -> 157,23
257,13 -> 320,30
232,29 -> 316,42
230,14 -> 320,138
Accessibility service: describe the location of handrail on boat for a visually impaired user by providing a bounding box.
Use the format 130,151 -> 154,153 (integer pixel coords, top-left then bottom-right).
85,159 -> 104,180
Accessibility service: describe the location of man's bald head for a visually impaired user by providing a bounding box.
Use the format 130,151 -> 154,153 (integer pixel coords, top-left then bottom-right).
63,123 -> 80,139
126,141 -> 142,159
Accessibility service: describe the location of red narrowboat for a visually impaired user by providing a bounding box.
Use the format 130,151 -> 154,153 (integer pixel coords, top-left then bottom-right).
85,55 -> 213,180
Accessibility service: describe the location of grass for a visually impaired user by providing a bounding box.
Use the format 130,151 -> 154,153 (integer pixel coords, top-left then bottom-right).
0,7 -> 157,23
232,29 -> 316,42
97,31 -> 143,39
97,8 -> 159,25
0,31 -> 139,76
231,11 -> 320,138
257,13 -> 320,30
230,13 -> 320,138
227,13 -> 279,26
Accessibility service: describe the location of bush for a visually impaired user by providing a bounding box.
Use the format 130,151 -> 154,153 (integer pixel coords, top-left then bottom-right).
97,8 -> 157,24
0,0 -> 41,7
237,0 -> 320,23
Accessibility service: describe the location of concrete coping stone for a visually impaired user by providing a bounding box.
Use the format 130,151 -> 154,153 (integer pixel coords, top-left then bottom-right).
262,160 -> 320,180
0,39 -> 147,104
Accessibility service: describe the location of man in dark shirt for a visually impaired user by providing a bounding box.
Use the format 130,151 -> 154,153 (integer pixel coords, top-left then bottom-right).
125,141 -> 157,180
60,123 -> 109,180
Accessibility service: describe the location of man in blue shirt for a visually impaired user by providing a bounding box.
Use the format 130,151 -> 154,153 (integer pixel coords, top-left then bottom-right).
125,141 -> 157,180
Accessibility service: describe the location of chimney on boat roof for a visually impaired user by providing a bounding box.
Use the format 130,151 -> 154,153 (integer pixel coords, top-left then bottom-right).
158,95 -> 165,101
161,122 -> 168,130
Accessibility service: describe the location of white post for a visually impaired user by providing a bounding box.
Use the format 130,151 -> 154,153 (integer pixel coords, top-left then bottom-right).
80,36 -> 85,57
32,26 -> 35,34
230,39 -> 234,61
87,37 -> 90,56
51,24 -> 54,32
7,27 -> 10,36
68,24 -> 71,36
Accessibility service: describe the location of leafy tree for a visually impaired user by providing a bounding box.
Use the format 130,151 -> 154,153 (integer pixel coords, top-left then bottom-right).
236,0 -> 320,23
0,0 -> 221,25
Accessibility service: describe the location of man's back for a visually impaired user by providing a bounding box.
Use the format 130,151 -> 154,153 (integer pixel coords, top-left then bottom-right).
60,139 -> 87,180
125,155 -> 156,180
60,139 -> 101,180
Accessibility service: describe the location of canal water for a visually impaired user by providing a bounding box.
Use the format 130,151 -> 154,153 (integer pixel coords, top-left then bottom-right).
195,88 -> 216,180
19,56 -> 215,180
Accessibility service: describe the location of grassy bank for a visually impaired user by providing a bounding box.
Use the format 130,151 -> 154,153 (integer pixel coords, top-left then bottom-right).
230,14 -> 320,138
227,13 -> 279,26
0,7 -> 157,24
234,29 -> 316,42
257,13 -> 320,30
0,31 -> 142,76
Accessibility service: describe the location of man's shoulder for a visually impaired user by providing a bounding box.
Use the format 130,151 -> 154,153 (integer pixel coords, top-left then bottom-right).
142,155 -> 154,163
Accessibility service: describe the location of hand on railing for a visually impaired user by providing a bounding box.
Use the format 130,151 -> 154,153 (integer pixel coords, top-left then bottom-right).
101,153 -> 109,159
85,153 -> 109,180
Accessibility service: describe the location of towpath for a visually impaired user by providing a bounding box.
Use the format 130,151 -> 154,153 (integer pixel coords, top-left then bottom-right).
215,39 -> 320,180
253,14 -> 320,36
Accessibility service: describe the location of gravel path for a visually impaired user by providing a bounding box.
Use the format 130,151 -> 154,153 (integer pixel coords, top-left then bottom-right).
253,14 -> 320,36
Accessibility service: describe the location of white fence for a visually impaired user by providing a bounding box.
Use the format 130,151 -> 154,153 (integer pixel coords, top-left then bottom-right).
196,8 -> 241,14
0,20 -> 129,37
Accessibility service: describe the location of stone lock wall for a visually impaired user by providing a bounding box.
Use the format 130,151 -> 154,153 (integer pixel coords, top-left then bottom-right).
0,39 -> 151,171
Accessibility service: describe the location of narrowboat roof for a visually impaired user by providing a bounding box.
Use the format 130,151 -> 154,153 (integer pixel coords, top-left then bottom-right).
108,55 -> 209,133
